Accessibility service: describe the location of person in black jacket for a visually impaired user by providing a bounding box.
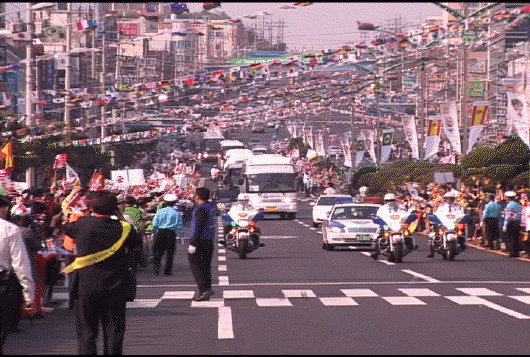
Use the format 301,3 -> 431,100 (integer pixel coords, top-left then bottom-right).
64,191 -> 142,355
188,187 -> 217,302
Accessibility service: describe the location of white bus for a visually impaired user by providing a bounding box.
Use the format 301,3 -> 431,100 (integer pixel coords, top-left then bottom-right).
199,128 -> 225,161
242,154 -> 298,220
219,139 -> 246,167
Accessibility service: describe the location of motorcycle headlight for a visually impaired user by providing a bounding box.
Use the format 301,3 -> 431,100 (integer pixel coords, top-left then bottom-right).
391,234 -> 402,241
238,219 -> 249,227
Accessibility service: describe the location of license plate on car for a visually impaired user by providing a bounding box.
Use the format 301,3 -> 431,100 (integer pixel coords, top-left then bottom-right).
266,207 -> 277,212
356,234 -> 371,240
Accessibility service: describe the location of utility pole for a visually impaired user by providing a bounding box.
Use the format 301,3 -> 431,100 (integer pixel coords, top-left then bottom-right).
64,3 -> 72,130
101,14 -> 107,152
461,3 -> 469,154
25,2 -> 35,189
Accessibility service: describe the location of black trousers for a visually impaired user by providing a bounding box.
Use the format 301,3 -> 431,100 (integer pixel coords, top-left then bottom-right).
153,229 -> 176,274
506,221 -> 521,257
188,240 -> 214,294
75,292 -> 127,355
483,218 -> 499,248
0,272 -> 23,354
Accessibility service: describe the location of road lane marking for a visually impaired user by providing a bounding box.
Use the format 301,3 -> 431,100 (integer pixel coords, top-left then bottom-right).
126,299 -> 160,308
456,288 -> 502,296
401,269 -> 440,283
218,265 -> 227,271
218,306 -> 234,339
382,296 -> 427,305
218,248 -> 226,254
399,288 -> 440,297
380,260 -> 396,266
219,276 -> 230,286
282,289 -> 317,298
319,297 -> 358,306
223,290 -> 255,299
517,288 -> 530,294
341,289 -> 379,297
256,298 -> 292,307
191,299 -> 224,308
445,296 -> 530,320
161,291 -> 195,299
508,295 -> 530,305
218,256 -> 226,261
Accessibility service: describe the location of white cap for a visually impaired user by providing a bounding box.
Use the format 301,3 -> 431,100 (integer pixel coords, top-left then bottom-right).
164,193 -> 178,202
384,193 -> 396,201
11,203 -> 31,217
505,191 -> 516,198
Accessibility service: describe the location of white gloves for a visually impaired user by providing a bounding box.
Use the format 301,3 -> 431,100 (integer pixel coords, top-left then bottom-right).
502,226 -> 507,232
188,245 -> 196,254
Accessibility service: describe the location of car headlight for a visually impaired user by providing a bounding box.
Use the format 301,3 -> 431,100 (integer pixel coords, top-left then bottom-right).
329,226 -> 344,233
283,197 -> 296,203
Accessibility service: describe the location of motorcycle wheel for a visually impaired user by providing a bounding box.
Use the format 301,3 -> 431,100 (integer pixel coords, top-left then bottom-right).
238,240 -> 248,259
442,248 -> 448,260
388,252 -> 395,262
448,241 -> 457,261
394,244 -> 403,263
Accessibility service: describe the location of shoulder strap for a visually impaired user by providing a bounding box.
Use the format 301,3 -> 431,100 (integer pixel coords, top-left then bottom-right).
62,221 -> 132,274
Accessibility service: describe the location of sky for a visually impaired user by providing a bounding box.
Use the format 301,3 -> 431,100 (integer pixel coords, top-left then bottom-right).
4,2 -> 443,51
191,2 -> 443,51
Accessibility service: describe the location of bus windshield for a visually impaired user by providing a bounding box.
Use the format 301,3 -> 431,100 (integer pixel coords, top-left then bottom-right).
203,138 -> 222,153
247,173 -> 296,193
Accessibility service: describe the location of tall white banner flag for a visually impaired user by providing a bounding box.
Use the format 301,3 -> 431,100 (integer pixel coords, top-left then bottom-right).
341,138 -> 353,168
380,129 -> 395,164
401,115 -> 419,160
354,134 -> 365,167
361,129 -> 377,164
504,79 -> 530,147
439,101 -> 461,154
424,115 -> 442,160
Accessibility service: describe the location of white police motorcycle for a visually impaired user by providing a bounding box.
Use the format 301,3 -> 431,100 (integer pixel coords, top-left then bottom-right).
220,194 -> 265,259
371,194 -> 417,263
428,193 -> 467,261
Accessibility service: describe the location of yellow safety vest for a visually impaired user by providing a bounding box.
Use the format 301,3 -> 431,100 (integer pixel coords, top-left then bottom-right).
62,221 -> 131,274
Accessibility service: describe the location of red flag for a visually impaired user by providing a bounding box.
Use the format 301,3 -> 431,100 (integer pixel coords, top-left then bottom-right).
53,153 -> 68,170
88,170 -> 106,191
0,141 -> 14,172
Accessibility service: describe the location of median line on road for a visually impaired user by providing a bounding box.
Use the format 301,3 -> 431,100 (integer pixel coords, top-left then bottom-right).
218,306 -> 235,339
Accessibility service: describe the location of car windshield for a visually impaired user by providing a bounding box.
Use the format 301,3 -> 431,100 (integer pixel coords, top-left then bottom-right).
247,173 -> 296,193
317,196 -> 353,206
331,206 -> 378,220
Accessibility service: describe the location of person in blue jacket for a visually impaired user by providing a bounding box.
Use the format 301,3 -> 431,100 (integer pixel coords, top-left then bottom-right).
503,191 -> 521,258
188,187 -> 217,301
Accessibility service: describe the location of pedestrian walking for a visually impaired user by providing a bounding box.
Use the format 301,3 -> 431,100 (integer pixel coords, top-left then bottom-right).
63,191 -> 142,355
481,193 -> 501,250
151,194 -> 185,275
0,195 -> 36,354
188,187 -> 217,302
503,191 -> 521,258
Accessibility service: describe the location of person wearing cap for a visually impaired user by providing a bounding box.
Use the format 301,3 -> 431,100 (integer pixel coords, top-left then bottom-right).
503,191 -> 522,257
481,193 -> 501,250
151,193 -> 185,275
0,195 -> 36,353
121,196 -> 147,268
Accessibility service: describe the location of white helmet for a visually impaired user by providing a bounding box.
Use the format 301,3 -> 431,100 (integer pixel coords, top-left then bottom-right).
238,193 -> 250,202
444,191 -> 457,198
384,193 -> 396,201
359,186 -> 368,193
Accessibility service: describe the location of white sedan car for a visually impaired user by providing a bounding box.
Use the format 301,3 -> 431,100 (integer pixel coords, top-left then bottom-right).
322,203 -> 381,251
310,195 -> 354,227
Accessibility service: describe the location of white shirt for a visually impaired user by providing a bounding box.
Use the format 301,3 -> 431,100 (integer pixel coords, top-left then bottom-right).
324,187 -> 338,195
0,218 -> 35,302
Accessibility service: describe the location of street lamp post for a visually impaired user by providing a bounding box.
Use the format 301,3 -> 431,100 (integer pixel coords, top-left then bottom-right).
25,2 -> 35,189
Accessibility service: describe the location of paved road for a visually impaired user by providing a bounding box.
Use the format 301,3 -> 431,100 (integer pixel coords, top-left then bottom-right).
5,188 -> 530,354
5,126 -> 530,354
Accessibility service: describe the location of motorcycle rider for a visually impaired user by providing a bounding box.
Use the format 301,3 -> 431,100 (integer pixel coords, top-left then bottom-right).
372,193 -> 416,257
222,194 -> 263,247
433,191 -> 470,251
